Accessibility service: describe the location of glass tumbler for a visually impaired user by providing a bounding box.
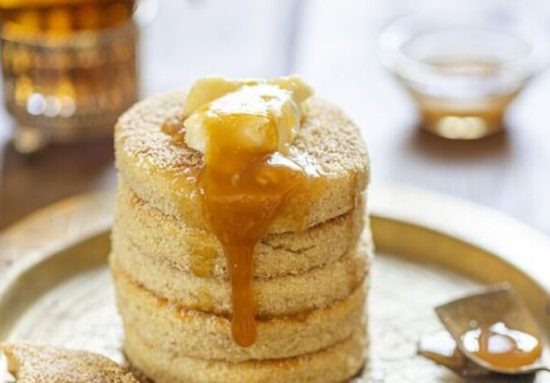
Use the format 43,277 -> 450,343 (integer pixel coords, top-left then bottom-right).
0,0 -> 139,153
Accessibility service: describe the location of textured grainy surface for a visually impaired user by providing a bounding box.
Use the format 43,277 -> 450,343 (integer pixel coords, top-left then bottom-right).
115,93 -> 368,186
1,343 -> 137,383
114,180 -> 366,279
123,325 -> 366,383
113,264 -> 367,362
110,233 -> 370,317
114,93 -> 369,233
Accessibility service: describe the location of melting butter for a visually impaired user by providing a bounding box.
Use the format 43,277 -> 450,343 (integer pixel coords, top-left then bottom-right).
185,84 -> 302,155
183,75 -> 312,117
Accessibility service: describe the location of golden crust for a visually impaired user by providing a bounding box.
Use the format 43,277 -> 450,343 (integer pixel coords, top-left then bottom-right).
114,92 -> 369,233
111,228 -> 371,317
114,179 -> 366,279
124,325 -> 366,383
112,266 -> 368,362
1,343 -> 138,383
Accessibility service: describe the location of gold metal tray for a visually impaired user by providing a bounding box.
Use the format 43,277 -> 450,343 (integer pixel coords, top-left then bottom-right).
1,182 -> 550,382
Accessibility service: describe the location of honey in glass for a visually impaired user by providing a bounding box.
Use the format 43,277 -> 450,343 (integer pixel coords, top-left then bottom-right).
411,55 -> 520,140
0,0 -> 139,153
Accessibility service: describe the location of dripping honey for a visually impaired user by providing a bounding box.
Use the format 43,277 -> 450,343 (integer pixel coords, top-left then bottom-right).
169,78 -> 313,347
198,116 -> 307,347
461,322 -> 542,369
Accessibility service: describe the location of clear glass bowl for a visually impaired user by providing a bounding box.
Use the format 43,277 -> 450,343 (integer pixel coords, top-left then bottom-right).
378,2 -> 550,139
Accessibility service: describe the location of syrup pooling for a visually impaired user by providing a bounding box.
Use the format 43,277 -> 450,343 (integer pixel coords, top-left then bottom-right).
183,78 -> 313,347
461,322 -> 542,369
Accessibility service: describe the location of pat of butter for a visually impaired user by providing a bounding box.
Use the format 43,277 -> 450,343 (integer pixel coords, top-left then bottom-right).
183,76 -> 312,116
183,76 -> 312,155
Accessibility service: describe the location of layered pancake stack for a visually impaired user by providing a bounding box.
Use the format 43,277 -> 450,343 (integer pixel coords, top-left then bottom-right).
111,79 -> 371,383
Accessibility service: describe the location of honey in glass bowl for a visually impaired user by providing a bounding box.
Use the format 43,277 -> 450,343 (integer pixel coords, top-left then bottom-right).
410,54 -> 521,139
379,3 -> 550,140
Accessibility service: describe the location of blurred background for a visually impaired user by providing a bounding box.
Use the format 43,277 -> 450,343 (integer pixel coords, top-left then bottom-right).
1,0 -> 550,236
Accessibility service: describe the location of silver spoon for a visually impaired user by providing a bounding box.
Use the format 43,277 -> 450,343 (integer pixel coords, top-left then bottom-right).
434,283 -> 550,375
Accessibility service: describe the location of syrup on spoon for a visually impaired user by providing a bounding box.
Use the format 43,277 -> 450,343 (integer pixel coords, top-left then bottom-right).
431,284 -> 549,375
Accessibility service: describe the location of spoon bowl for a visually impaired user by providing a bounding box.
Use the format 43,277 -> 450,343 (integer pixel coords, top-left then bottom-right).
435,284 -> 550,375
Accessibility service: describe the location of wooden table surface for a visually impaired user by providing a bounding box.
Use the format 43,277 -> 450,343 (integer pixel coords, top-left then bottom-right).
1,0 -> 550,236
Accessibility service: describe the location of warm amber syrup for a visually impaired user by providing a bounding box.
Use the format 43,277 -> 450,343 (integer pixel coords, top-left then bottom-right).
176,79 -> 311,346
0,0 -> 135,34
190,246 -> 217,278
461,322 -> 542,369
161,116 -> 186,146
413,90 -> 516,139
200,148 -> 306,346
409,55 -> 520,139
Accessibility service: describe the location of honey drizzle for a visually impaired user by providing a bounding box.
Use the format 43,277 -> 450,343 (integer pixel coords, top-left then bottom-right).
199,151 -> 306,346
164,87 -> 310,346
